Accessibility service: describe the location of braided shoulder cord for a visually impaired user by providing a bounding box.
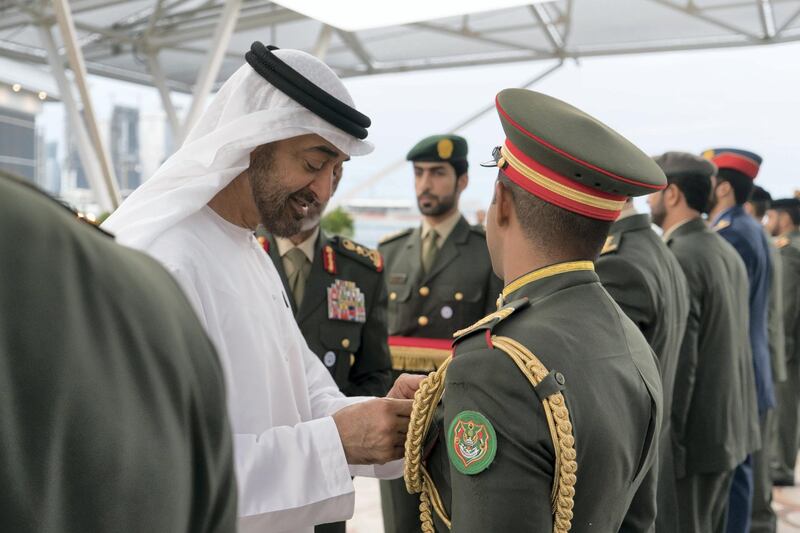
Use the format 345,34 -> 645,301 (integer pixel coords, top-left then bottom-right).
492,336 -> 577,533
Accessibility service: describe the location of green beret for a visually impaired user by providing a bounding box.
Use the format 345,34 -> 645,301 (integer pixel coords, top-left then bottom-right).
406,134 -> 468,162
653,151 -> 717,181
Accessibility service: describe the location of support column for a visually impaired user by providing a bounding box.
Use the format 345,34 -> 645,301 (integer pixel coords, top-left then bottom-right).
146,52 -> 181,141
179,0 -> 242,144
51,0 -> 121,209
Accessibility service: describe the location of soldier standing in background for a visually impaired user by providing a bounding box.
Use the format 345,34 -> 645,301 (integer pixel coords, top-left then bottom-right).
378,134 -> 502,533
766,198 -> 800,486
596,197 -> 690,533
704,148 -> 775,533
650,152 -> 759,533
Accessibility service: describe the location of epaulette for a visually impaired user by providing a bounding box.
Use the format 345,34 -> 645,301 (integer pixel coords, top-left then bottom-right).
713,219 -> 731,232
452,298 -> 529,346
378,228 -> 412,246
776,236 -> 790,249
600,232 -> 621,255
332,236 -> 384,272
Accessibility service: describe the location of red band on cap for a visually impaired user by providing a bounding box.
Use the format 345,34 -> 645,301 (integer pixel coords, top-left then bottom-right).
711,153 -> 760,180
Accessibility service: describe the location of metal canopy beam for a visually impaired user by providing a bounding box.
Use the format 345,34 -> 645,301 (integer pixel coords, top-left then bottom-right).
335,29 -> 374,72
757,0 -> 778,38
530,3 -> 566,54
179,0 -> 242,143
51,0 -> 121,209
649,0 -> 762,40
311,24 -> 333,59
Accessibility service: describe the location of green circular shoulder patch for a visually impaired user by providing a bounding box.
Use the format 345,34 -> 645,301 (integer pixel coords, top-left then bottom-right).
447,410 -> 497,475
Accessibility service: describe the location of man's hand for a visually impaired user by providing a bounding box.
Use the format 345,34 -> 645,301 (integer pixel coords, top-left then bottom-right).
387,373 -> 426,400
332,398 -> 412,465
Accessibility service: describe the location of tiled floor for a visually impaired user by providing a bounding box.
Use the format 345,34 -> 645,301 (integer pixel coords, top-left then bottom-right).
348,472 -> 800,532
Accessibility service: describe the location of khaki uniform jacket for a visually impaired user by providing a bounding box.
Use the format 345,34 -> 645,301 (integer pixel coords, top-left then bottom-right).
596,213 -> 690,533
778,230 -> 800,367
0,177 -> 237,533
379,216 -> 502,368
425,264 -> 662,532
265,232 -> 392,397
666,217 -> 761,477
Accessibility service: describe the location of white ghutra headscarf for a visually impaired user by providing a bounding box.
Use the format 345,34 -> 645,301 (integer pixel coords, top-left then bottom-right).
103,49 -> 373,250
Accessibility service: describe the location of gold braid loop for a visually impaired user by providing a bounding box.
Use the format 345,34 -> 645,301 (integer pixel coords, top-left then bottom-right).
405,356 -> 452,494
491,336 -> 577,533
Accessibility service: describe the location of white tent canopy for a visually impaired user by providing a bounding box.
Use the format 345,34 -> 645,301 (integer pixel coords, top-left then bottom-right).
2,0 -> 799,208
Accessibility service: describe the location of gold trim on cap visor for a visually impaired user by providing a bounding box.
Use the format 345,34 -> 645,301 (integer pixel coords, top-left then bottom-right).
500,144 -> 627,213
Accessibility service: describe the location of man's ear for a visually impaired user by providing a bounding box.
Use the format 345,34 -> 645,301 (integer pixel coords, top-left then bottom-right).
456,172 -> 469,193
664,183 -> 680,207
494,178 -> 513,228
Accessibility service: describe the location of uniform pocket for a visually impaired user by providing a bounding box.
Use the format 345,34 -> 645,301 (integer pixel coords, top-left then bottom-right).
319,321 -> 363,353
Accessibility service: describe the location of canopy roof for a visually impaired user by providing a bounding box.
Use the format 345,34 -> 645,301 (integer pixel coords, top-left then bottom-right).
2,0 -> 799,92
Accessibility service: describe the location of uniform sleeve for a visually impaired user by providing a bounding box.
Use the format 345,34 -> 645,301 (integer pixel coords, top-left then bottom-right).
768,251 -> 787,381
596,255 -> 655,338
443,347 -> 555,532
344,270 -> 392,397
671,280 -> 701,479
783,251 -> 800,364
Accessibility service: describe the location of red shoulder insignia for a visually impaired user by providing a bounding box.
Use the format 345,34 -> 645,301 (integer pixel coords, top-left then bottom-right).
323,245 -> 337,274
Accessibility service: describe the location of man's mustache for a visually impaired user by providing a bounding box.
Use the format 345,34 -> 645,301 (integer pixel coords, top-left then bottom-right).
290,188 -> 320,210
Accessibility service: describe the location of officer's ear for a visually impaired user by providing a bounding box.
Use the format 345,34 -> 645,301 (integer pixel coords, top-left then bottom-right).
456,172 -> 469,194
663,183 -> 681,208
492,175 -> 513,228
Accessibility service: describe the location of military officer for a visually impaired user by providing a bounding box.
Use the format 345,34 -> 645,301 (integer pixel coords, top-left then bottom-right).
650,152 -> 759,532
596,197 -> 690,533
404,89 -> 666,532
704,148 -> 775,533
378,134 -> 502,533
260,173 -> 393,533
766,198 -> 800,486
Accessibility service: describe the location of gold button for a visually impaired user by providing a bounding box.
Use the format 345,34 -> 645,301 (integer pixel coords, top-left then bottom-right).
418,316 -> 429,327
350,354 -> 356,367
454,292 -> 464,301
419,286 -> 430,297
390,292 -> 397,301
341,338 -> 351,349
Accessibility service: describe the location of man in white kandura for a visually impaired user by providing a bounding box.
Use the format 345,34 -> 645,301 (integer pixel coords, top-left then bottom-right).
104,42 -> 421,533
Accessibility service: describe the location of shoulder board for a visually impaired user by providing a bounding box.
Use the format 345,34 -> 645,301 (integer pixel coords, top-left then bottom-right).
452,298 -> 529,346
600,232 -> 621,255
713,219 -> 731,232
378,228 -> 413,246
331,236 -> 383,272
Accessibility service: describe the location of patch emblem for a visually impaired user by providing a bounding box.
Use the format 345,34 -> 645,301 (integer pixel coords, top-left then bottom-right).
713,219 -> 731,232
437,138 -> 454,159
323,351 -> 337,368
327,279 -> 367,323
600,234 -> 618,255
448,410 -> 497,475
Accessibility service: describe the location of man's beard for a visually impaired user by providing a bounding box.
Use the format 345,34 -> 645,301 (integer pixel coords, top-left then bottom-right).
248,149 -> 320,238
417,189 -> 457,217
650,196 -> 667,228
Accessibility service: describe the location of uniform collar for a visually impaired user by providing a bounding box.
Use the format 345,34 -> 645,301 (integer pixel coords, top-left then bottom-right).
710,204 -> 742,226
663,216 -> 706,243
610,212 -> 651,234
421,210 -> 462,247
275,226 -> 320,263
499,260 -> 596,306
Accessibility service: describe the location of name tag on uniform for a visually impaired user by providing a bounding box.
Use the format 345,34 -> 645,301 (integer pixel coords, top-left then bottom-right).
327,279 -> 367,323
389,273 -> 407,284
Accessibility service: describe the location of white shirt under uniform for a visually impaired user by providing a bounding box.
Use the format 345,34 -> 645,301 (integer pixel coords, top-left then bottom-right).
148,207 -> 399,533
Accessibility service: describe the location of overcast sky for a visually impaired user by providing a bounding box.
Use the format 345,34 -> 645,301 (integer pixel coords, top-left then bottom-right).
40,40 -> 800,211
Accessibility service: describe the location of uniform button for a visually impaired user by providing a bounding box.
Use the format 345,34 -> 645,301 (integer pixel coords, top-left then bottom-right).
389,292 -> 397,301
419,286 -> 430,297
454,292 -> 464,301
350,354 -> 356,367
418,316 -> 429,327
341,338 -> 351,349
555,372 -> 566,386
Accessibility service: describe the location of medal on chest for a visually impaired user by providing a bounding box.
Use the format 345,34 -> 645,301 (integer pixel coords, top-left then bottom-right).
327,279 -> 367,323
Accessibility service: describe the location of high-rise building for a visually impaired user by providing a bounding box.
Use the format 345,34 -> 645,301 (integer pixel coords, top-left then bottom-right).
0,106 -> 37,182
110,105 -> 141,192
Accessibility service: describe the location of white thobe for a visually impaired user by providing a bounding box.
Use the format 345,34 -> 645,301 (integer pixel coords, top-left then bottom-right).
146,206 -> 400,533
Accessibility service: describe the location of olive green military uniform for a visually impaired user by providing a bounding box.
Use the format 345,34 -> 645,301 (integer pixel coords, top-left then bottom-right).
771,229 -> 800,483
378,134 -> 502,533
0,175 -> 237,533
405,89 -> 668,532
665,218 -> 760,532
596,212 -> 690,533
421,263 -> 662,532
264,231 -> 392,397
